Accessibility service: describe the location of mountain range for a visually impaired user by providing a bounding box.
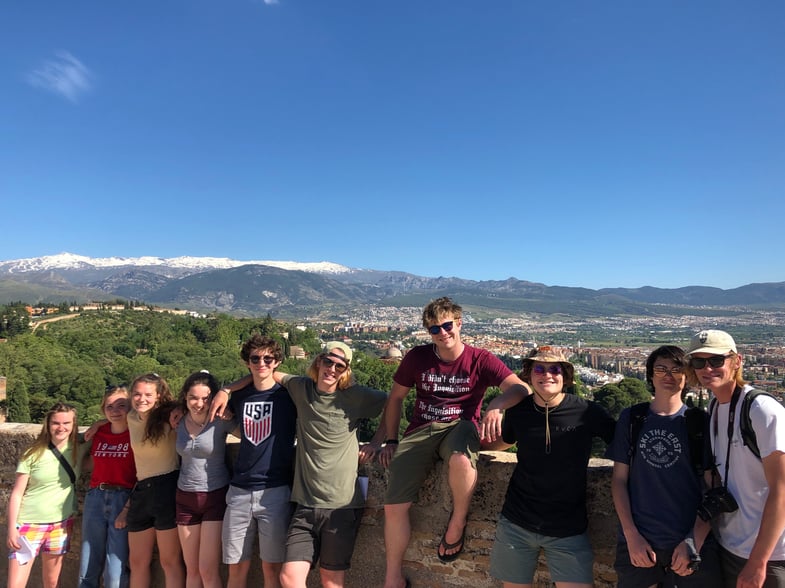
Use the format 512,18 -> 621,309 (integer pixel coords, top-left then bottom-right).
1,253 -> 784,319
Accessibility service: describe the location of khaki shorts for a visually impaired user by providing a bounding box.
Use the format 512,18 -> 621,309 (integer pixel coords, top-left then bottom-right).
384,420 -> 480,505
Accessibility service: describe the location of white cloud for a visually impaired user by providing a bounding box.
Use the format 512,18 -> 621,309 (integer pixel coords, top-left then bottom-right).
26,50 -> 94,103
263,0 -> 279,5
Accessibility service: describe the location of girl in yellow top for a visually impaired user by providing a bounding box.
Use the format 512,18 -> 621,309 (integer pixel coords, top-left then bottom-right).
6,402 -> 79,588
124,373 -> 184,588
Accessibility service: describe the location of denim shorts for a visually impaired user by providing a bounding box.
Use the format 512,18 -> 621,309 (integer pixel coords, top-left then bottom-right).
490,515 -> 594,584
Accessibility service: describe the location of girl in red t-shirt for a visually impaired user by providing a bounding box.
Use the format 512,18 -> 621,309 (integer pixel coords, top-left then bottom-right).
79,385 -> 136,588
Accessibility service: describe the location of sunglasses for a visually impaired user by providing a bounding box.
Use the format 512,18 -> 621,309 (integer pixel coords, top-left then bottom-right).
689,355 -> 731,370
249,355 -> 276,365
533,364 -> 563,376
652,366 -> 685,377
321,356 -> 348,373
428,320 -> 456,335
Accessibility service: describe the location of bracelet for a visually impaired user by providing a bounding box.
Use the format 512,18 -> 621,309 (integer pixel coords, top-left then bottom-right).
220,387 -> 231,395
384,439 -> 399,445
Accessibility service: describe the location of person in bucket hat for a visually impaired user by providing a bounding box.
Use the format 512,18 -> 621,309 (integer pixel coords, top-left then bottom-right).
486,345 -> 615,587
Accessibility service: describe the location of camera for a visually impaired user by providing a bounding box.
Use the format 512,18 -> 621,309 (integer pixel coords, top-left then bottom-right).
697,487 -> 739,521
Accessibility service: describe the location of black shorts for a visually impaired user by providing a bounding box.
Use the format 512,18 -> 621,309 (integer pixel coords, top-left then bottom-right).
127,470 -> 179,532
284,505 -> 364,571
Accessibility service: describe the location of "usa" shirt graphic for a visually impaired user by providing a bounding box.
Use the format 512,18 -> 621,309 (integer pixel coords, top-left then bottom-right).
243,401 -> 273,446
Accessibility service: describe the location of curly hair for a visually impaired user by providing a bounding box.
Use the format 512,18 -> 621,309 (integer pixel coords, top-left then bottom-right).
240,334 -> 284,363
422,297 -> 462,329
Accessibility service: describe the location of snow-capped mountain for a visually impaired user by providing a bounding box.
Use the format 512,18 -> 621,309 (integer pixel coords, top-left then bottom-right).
2,252 -> 784,319
0,253 -> 353,276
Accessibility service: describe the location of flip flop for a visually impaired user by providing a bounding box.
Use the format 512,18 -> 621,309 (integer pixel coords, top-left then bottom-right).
437,523 -> 466,562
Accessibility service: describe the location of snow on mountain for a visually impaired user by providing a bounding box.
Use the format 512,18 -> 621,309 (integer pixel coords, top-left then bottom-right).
0,253 -> 353,275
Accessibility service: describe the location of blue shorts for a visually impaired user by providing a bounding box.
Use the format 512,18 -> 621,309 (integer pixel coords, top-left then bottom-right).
490,515 -> 594,584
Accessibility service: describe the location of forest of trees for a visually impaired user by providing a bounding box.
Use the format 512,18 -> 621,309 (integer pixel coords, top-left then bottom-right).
0,305 -> 655,448
0,307 -> 418,440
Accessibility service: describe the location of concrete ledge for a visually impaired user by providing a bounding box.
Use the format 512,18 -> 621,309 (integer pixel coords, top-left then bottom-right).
0,424 -> 618,586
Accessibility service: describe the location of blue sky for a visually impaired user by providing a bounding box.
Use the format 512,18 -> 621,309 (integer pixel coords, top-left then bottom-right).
2,1 -> 783,290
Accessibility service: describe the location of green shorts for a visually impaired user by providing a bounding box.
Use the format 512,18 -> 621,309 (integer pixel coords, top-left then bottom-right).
384,420 -> 480,505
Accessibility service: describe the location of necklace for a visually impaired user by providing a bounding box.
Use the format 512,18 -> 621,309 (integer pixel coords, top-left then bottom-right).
187,413 -> 207,429
532,390 -> 564,455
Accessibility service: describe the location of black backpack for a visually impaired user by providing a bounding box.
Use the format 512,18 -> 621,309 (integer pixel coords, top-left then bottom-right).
627,402 -> 706,475
709,388 -> 783,460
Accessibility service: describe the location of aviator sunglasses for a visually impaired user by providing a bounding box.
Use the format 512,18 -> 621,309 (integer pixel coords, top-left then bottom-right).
321,356 -> 348,373
533,364 -> 563,376
428,320 -> 456,335
249,355 -> 276,365
689,355 -> 732,370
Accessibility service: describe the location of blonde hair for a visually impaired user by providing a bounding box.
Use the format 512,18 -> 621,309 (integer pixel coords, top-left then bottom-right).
685,352 -> 747,389
101,385 -> 129,412
22,402 -> 79,465
306,353 -> 356,390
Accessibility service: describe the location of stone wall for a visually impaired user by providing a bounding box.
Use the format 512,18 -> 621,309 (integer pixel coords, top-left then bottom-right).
0,423 -> 618,587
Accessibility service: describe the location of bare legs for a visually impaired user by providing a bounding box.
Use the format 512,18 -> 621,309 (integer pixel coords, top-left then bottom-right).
384,452 -> 477,588
179,520 -> 222,588
129,527 -> 185,588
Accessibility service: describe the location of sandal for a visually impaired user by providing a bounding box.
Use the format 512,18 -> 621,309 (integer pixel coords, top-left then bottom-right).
437,521 -> 466,562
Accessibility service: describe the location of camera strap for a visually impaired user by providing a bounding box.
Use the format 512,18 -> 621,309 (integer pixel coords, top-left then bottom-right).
712,386 -> 742,489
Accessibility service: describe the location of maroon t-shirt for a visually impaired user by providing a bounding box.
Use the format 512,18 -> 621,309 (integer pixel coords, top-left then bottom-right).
394,343 -> 512,436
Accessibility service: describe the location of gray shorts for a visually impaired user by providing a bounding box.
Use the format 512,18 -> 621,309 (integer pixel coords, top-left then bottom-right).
222,484 -> 293,564
490,515 -> 594,584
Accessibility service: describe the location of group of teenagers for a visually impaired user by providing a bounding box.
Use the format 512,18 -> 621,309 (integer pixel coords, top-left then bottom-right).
6,296 -> 785,588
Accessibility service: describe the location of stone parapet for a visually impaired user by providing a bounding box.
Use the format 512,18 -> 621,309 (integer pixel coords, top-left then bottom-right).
0,424 -> 618,586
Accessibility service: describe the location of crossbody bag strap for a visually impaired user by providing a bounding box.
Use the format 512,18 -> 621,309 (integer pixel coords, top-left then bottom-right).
48,442 -> 76,486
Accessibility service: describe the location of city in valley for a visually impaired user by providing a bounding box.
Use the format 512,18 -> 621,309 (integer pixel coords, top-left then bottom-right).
326,306 -> 785,395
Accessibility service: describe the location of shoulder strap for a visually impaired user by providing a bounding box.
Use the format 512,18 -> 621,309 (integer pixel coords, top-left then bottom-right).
685,407 -> 707,475
48,442 -> 76,486
740,389 -> 780,460
627,402 -> 650,465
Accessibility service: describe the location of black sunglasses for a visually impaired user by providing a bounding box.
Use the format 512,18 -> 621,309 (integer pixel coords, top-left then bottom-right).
428,320 -> 456,335
249,355 -> 276,365
689,355 -> 731,369
321,356 -> 348,373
